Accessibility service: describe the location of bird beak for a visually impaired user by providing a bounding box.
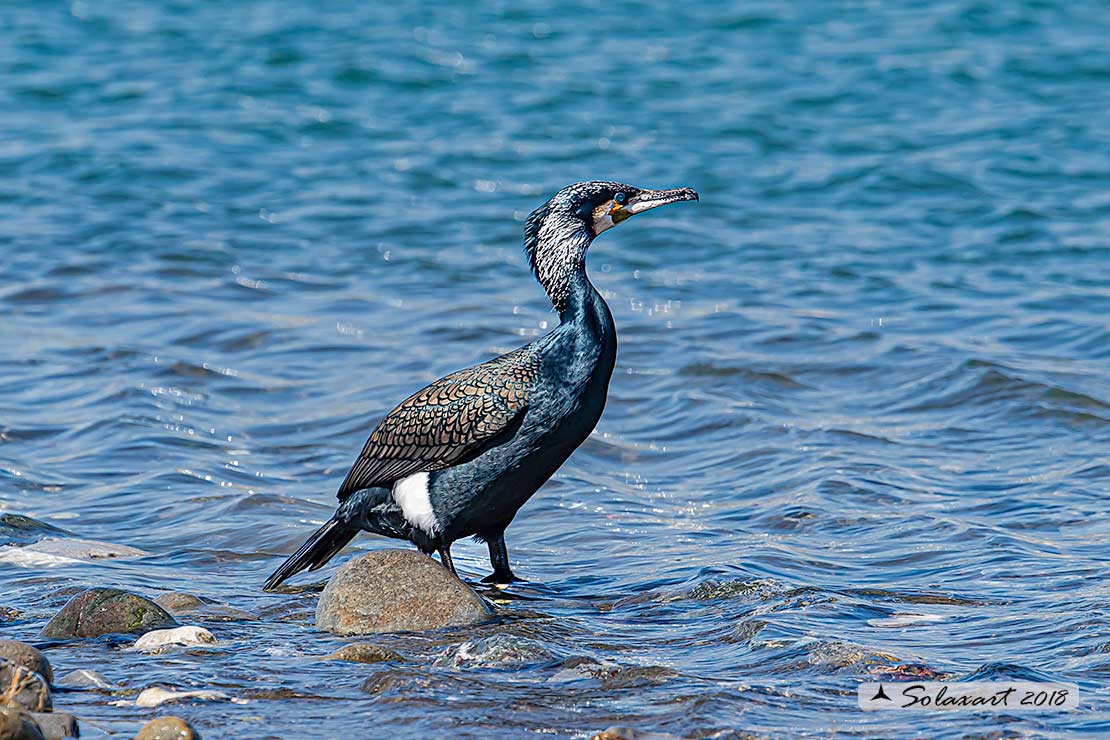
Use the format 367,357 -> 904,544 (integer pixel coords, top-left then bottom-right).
611,187 -> 699,224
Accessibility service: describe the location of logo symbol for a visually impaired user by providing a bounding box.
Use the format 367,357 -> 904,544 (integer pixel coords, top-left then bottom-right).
871,684 -> 891,702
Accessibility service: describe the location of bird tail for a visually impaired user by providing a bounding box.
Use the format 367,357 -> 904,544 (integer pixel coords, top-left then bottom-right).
263,517 -> 358,591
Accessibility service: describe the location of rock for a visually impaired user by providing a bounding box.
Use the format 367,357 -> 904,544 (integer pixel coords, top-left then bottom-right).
152,593 -> 205,615
26,712 -> 77,740
57,669 -> 114,690
0,642 -> 52,684
0,708 -> 44,740
320,642 -> 403,664
23,538 -> 150,561
39,588 -> 178,639
434,635 -> 552,669
133,716 -> 198,739
0,515 -> 70,547
129,626 -> 216,653
591,728 -> 681,740
0,658 -> 51,712
315,550 -> 491,635
153,594 -> 255,622
134,687 -> 231,708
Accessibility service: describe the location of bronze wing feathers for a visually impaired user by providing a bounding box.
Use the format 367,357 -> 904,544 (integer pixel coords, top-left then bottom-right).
336,349 -> 539,500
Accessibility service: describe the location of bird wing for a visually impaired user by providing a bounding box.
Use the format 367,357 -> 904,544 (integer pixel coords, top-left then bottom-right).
336,347 -> 540,500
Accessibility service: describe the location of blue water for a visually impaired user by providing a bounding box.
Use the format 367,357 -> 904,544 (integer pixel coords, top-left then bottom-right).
2,1 -> 1109,737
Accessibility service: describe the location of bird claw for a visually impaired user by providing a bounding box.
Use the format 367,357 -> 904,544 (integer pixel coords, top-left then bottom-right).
481,571 -> 521,585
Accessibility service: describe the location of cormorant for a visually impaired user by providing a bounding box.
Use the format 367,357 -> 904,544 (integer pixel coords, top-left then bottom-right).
264,181 -> 698,589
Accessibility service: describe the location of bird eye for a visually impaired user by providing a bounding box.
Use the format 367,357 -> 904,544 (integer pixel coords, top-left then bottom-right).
614,192 -> 626,205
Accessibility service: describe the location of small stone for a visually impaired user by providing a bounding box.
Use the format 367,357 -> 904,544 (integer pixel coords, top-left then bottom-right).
320,643 -> 403,664
39,588 -> 178,639
153,593 -> 205,615
315,550 -> 491,635
0,658 -> 51,712
133,716 -> 199,740
129,626 -> 216,653
0,642 -> 52,684
134,687 -> 230,708
0,707 -> 44,740
57,669 -> 114,690
26,712 -> 77,740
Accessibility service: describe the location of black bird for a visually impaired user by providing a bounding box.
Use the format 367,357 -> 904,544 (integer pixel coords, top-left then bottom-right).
264,181 -> 698,590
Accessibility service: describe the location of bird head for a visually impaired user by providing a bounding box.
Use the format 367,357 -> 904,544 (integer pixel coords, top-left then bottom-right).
524,181 -> 698,311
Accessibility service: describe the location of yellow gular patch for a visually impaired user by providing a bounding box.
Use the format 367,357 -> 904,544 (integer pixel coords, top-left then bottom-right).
591,200 -> 618,234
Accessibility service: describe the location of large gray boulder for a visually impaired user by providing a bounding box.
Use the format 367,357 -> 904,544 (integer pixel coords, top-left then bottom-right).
40,588 -> 178,639
315,550 -> 491,635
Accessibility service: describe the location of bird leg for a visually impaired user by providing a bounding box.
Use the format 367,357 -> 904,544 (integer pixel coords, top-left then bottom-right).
481,533 -> 520,584
437,544 -> 458,577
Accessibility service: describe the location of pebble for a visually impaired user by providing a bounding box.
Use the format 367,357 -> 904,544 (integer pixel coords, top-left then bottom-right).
0,641 -> 52,684
129,626 -> 217,653
39,588 -> 178,639
315,549 -> 491,635
133,716 -> 200,740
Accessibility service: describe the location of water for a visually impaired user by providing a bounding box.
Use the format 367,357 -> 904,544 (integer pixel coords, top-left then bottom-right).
2,1 -> 1109,737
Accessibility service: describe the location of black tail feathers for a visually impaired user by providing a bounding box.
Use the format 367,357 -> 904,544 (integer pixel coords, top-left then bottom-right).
263,517 -> 358,591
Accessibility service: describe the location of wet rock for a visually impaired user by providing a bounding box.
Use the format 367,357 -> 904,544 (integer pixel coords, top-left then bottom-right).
134,687 -> 231,708
153,594 -> 256,623
320,643 -> 403,664
39,588 -> 178,639
315,550 -> 491,635
0,514 -> 70,547
434,635 -> 552,669
133,716 -> 200,740
0,658 -> 51,712
26,712 -> 77,740
591,727 -> 680,740
23,538 -> 150,562
0,642 -> 52,684
57,669 -> 114,690
0,707 -> 44,740
153,593 -> 205,614
129,626 -> 216,653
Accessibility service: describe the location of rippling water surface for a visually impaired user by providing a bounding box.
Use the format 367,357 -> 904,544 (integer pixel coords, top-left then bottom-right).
2,1 -> 1109,737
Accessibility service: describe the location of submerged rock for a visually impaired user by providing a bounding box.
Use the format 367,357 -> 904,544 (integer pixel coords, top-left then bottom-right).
0,658 -> 51,712
315,550 -> 491,635
23,538 -> 150,561
153,593 -> 256,622
591,728 -> 681,740
40,588 -> 178,639
57,669 -> 115,690
0,642 -> 52,684
0,514 -> 70,547
434,635 -> 552,669
26,712 -> 78,740
133,716 -> 200,740
0,708 -> 44,740
134,687 -> 231,708
320,642 -> 404,664
129,626 -> 217,653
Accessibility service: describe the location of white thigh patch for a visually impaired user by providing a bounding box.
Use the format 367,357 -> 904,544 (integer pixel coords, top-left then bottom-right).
392,472 -> 439,535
